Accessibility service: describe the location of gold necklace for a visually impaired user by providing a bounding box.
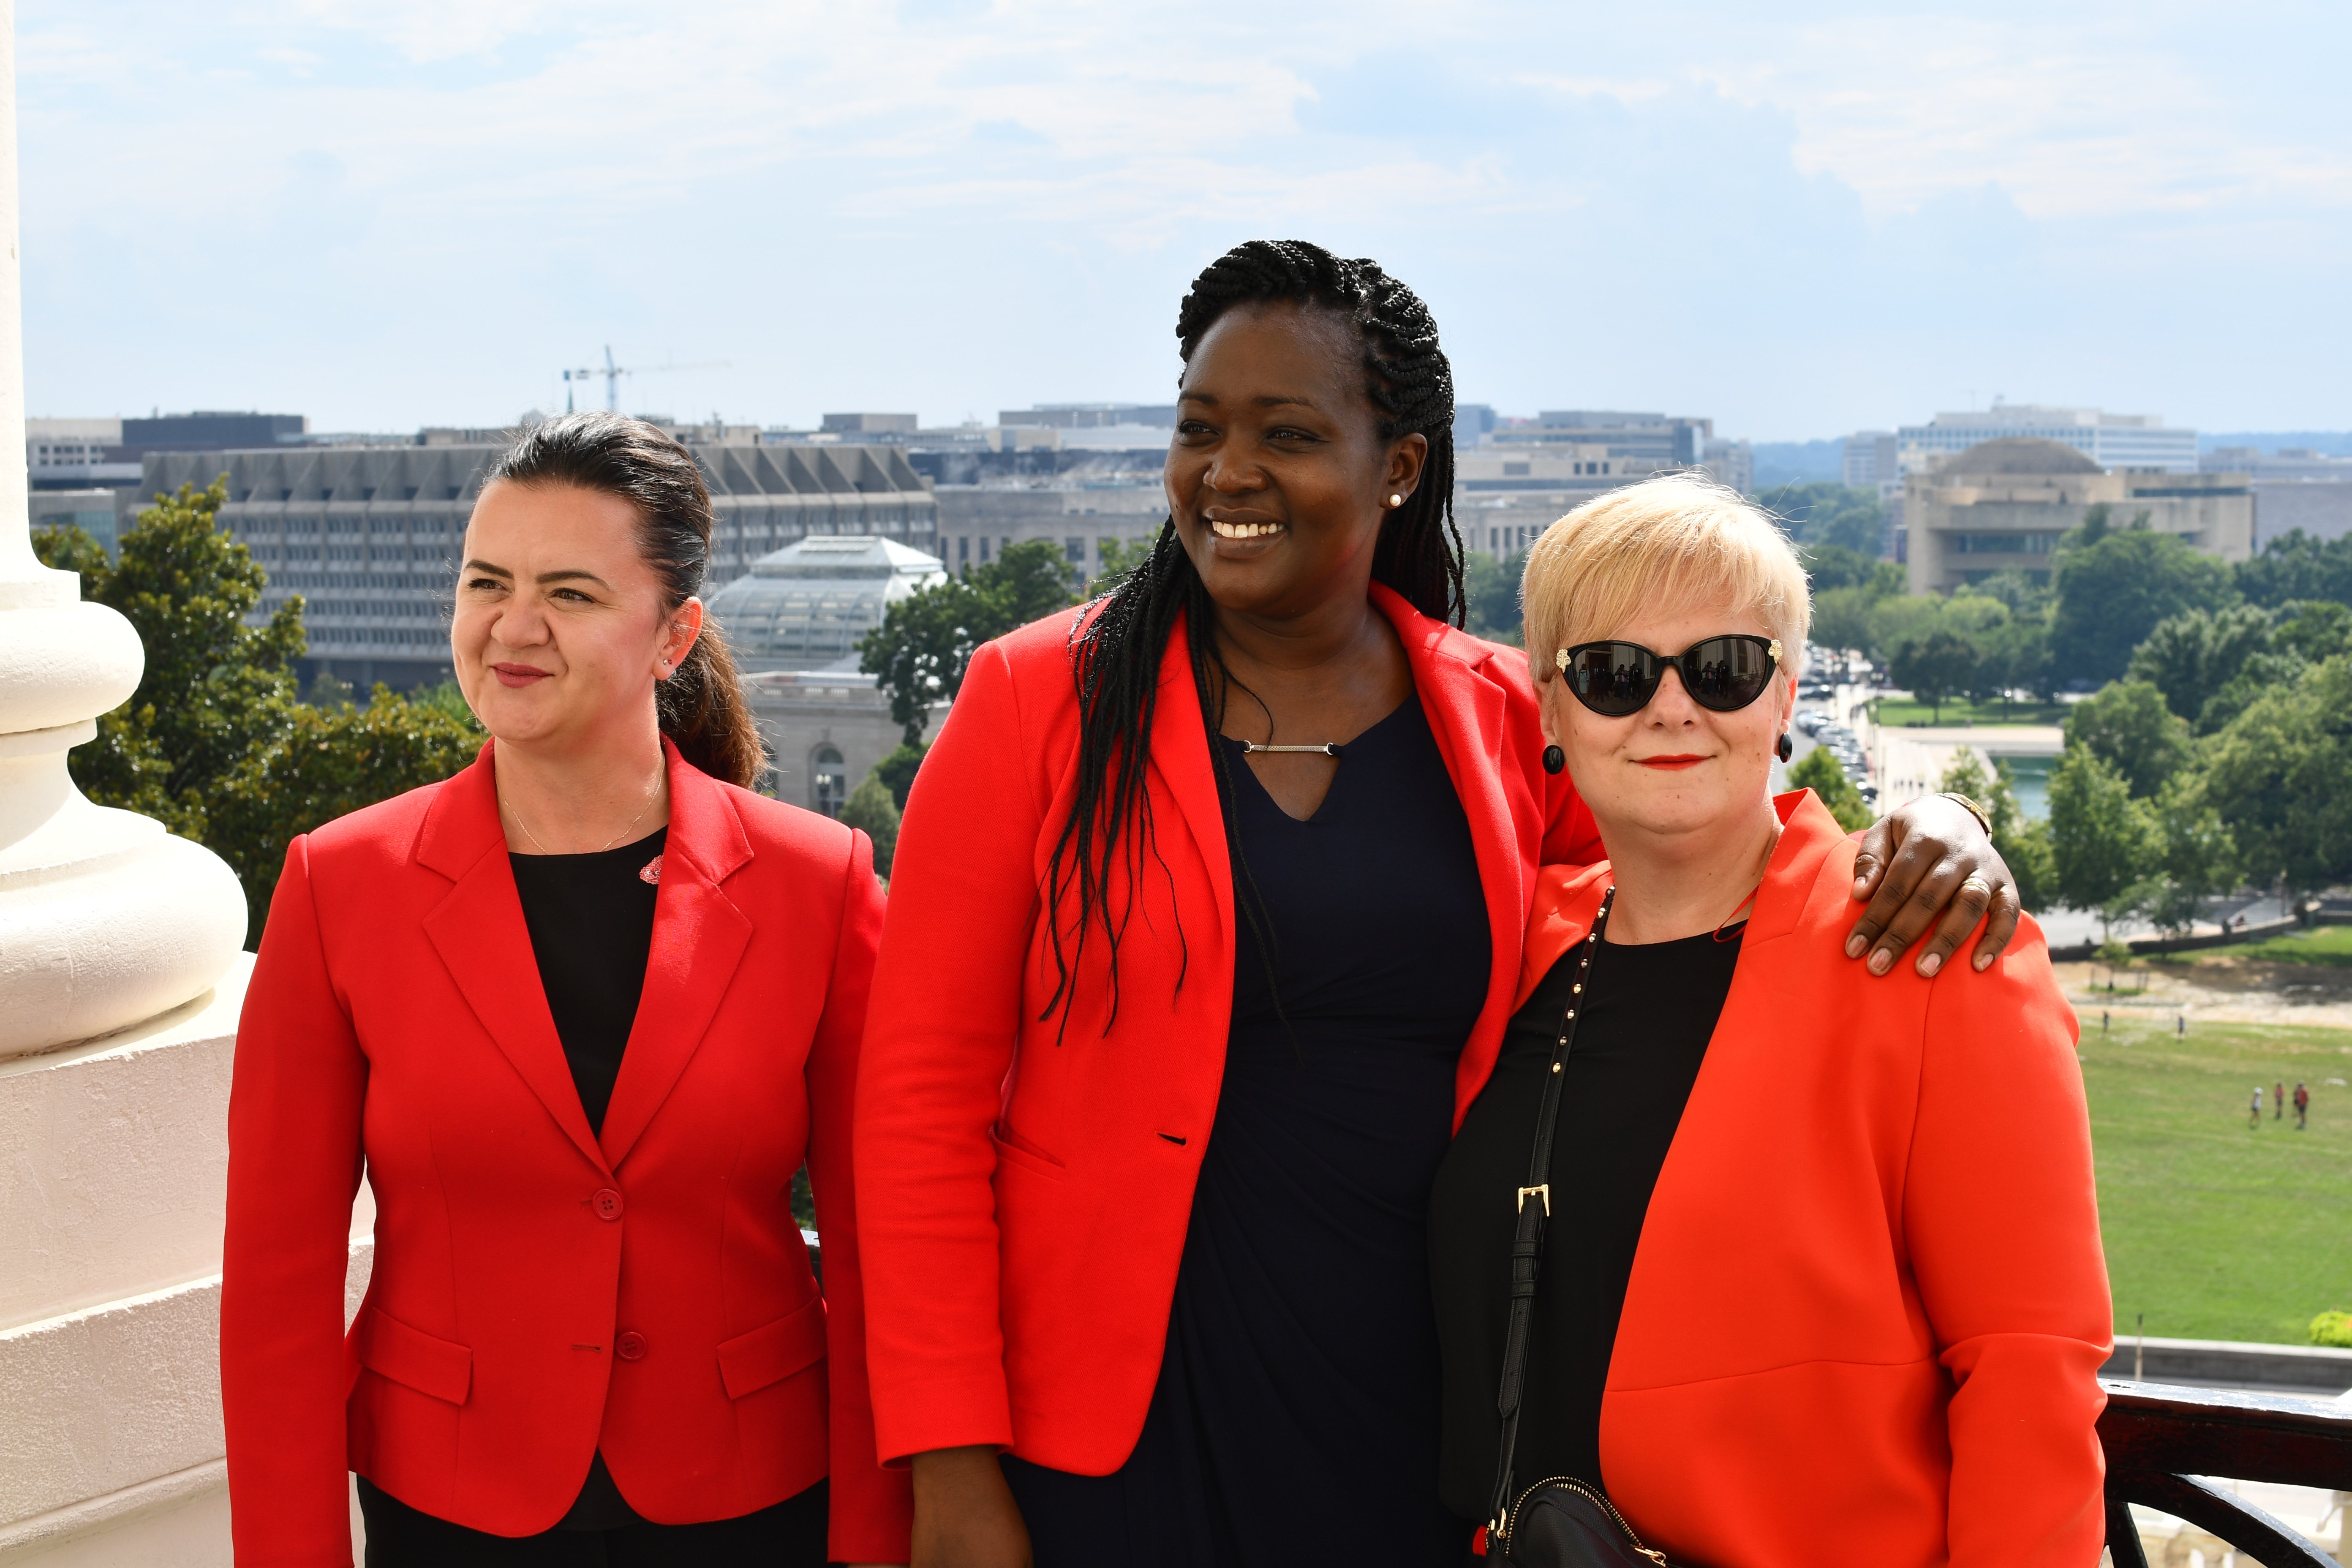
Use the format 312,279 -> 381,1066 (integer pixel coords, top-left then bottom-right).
500,766 -> 664,855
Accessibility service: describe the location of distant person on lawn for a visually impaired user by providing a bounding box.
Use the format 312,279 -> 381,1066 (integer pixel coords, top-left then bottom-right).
2250,1086 -> 2264,1127
2275,1080 -> 2285,1120
2295,1081 -> 2310,1130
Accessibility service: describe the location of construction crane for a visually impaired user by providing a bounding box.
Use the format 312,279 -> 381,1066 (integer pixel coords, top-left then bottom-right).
561,346 -> 732,413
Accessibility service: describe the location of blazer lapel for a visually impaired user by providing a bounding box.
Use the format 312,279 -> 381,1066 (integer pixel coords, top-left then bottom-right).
1370,587 -> 1529,1126
596,744 -> 754,1168
417,746 -> 609,1174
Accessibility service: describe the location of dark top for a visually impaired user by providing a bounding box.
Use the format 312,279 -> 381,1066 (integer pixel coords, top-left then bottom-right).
508,827 -> 666,1138
508,826 -> 667,1532
999,695 -> 1492,1568
1428,922 -> 1741,1524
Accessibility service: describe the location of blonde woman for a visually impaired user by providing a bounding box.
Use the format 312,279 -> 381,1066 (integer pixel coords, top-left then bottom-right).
1431,475 -> 2109,1567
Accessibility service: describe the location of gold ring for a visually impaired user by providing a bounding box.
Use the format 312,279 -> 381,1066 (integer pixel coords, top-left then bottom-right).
1959,875 -> 1994,901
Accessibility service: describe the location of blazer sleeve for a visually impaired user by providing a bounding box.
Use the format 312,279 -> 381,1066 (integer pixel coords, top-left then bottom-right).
855,640 -> 1041,1464
801,828 -> 914,1562
1902,922 -> 2112,1568
220,835 -> 368,1567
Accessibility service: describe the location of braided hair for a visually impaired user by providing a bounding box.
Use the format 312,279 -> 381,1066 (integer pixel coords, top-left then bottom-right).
1038,239 -> 1464,1034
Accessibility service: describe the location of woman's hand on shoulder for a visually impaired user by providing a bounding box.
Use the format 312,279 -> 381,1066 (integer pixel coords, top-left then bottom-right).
1846,794 -> 2021,979
909,1446 -> 1032,1568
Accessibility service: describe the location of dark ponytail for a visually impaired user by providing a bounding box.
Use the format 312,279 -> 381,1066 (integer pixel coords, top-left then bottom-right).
1040,239 -> 1464,1033
482,413 -> 766,788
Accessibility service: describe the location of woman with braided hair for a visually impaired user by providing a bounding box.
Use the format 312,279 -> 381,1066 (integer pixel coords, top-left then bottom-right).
854,240 -> 2020,1568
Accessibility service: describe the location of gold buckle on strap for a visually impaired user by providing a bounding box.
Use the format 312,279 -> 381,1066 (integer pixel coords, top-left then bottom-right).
1517,1184 -> 1550,1215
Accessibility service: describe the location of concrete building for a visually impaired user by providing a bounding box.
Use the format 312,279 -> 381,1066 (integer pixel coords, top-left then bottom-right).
2205,447 -> 2352,544
821,412 -> 919,437
703,535 -> 947,674
28,488 -> 122,553
1896,405 -> 2197,474
1842,431 -> 1899,488
142,439 -> 939,693
1903,437 -> 2254,595
1491,410 -> 1713,467
998,402 -> 1177,430
740,670 -> 919,818
27,417 -> 137,490
1454,410 -> 1750,558
933,482 -> 1167,580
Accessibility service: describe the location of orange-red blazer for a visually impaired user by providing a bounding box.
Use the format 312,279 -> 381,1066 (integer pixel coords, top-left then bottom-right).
220,740 -> 911,1566
1505,792 -> 2110,1568
855,585 -> 1603,1473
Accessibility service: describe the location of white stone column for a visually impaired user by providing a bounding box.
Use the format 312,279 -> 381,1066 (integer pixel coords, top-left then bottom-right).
0,1 -> 305,1558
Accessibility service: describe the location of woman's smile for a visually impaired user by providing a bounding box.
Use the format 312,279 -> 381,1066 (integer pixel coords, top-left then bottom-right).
491,661 -> 554,689
1633,752 -> 1708,770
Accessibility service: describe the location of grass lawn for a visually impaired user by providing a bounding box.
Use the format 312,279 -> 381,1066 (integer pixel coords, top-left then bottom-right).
2148,926 -> 2352,969
1868,696 -> 2073,727
2081,1013 -> 2352,1343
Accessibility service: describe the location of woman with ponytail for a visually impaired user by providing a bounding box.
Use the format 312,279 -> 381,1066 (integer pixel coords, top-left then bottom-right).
855,242 -> 2018,1568
222,414 -> 909,1566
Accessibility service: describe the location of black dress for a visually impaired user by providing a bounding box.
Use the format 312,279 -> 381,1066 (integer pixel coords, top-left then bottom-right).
1427,924 -> 1741,1528
1003,695 -> 1492,1568
355,828 -> 828,1568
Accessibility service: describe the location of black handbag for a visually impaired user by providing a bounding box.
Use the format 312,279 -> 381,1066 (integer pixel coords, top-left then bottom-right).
1481,888 -> 1685,1568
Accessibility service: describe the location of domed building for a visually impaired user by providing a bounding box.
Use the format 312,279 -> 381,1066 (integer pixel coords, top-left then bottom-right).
1904,437 -> 2252,595
704,535 -> 949,817
705,534 -> 947,674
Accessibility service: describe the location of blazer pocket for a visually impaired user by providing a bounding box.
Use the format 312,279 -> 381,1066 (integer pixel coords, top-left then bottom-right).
991,1123 -> 1066,1183
716,1296 -> 828,1400
352,1306 -> 472,1406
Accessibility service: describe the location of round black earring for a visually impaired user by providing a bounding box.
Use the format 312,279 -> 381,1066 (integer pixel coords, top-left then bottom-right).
1776,733 -> 1794,762
1542,744 -> 1566,775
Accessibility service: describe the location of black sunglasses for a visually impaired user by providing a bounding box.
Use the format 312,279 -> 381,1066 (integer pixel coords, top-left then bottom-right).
1553,635 -> 1784,717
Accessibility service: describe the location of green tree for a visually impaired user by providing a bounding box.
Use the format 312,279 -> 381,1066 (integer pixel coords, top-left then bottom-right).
1889,630 -> 1979,721
2235,529 -> 2352,610
1797,543 -> 1884,593
859,540 -> 1081,744
1939,750 -> 2054,913
1464,548 -> 1527,643
1088,532 -> 1161,595
1760,482 -> 1885,555
2195,654 -> 2352,898
2140,775 -> 2238,943
208,686 -> 484,938
2125,604 -> 2277,722
840,773 -> 902,879
1786,747 -> 1873,832
2047,746 -> 2160,938
2063,680 -> 2191,798
35,481 -> 307,837
2049,524 -> 2236,683
872,739 -> 928,810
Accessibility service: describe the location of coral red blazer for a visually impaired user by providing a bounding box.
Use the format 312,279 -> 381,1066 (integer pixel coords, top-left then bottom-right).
220,740 -> 910,1566
1503,792 -> 2110,1568
855,585 -> 1602,1473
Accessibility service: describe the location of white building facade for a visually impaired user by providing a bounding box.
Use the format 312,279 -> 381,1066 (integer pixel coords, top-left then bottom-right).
1894,405 -> 2198,474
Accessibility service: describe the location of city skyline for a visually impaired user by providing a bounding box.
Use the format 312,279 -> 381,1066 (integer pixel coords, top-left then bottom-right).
23,2 -> 2352,440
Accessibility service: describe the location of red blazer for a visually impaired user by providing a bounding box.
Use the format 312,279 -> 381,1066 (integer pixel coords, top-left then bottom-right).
855,585 -> 1602,1473
220,740 -> 911,1565
1505,792 -> 2110,1568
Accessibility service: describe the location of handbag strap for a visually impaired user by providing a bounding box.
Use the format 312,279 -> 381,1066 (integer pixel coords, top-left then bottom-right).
1485,885 -> 1614,1548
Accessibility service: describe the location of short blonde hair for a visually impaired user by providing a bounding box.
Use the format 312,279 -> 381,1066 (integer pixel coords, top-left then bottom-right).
1520,472 -> 1812,681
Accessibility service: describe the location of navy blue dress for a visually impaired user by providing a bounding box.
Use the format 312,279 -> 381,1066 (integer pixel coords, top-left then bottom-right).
1003,694 -> 1492,1567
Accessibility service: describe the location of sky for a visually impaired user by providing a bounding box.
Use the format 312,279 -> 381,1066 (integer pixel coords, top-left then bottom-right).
20,1 -> 2352,441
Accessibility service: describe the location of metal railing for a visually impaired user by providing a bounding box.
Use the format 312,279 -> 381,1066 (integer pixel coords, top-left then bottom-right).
2102,1380 -> 2352,1566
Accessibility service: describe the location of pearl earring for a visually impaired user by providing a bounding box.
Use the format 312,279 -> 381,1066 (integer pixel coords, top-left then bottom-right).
1387,493 -> 1403,508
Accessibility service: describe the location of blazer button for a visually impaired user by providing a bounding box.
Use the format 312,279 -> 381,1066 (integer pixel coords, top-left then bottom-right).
592,1187 -> 624,1221
615,1331 -> 647,1362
